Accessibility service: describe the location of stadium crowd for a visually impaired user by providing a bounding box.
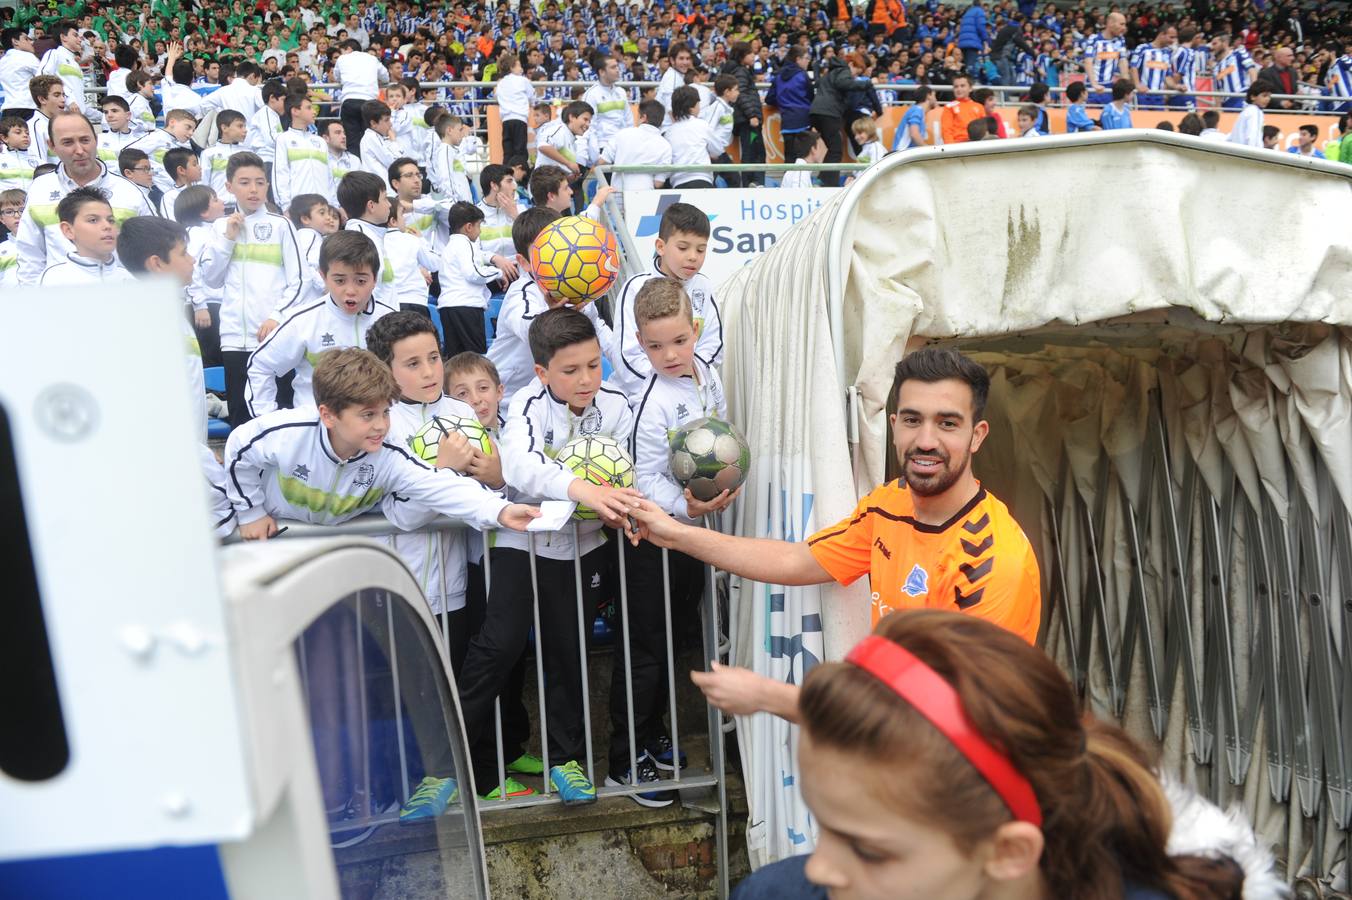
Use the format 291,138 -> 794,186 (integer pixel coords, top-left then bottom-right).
0,2 -> 1325,893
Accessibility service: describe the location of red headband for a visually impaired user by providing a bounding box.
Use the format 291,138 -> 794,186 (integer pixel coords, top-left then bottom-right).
845,635 -> 1043,828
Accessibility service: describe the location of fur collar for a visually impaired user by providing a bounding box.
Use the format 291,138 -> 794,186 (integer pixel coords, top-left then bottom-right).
1164,779 -> 1289,900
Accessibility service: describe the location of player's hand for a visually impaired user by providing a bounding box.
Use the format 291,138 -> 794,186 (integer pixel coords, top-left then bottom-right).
224,210 -> 245,240
497,502 -> 541,531
240,514 -> 278,540
435,431 -> 475,472
467,445 -> 504,488
626,498 -> 684,548
685,485 -> 740,518
569,480 -> 643,528
568,162 -> 581,176
690,662 -> 774,717
68,100 -> 81,115
256,317 -> 279,341
420,266 -> 432,285
491,253 -> 518,280
592,184 -> 615,207
497,189 -> 518,218
750,116 -> 760,128
193,308 -> 211,328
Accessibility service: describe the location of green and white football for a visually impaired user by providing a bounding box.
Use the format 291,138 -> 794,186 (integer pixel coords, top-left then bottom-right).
668,416 -> 751,502
408,414 -> 494,463
556,433 -> 635,520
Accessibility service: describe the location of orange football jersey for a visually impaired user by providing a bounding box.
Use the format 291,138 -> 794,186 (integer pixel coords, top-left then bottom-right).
807,481 -> 1041,644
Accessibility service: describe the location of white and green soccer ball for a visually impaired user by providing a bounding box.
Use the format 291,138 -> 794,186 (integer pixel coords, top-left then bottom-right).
408,414 -> 494,463
556,433 -> 635,520
668,416 -> 751,502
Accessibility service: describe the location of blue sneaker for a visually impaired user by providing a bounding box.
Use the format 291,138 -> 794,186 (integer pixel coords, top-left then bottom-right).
646,734 -> 688,772
549,760 -> 597,805
605,753 -> 675,808
399,776 -> 459,824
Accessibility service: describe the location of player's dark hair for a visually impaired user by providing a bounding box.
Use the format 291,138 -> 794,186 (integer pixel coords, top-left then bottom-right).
174,184 -> 217,226
657,201 -> 710,241
1202,110 -> 1220,128
1299,123 -> 1319,139
226,150 -> 266,182
479,162 -> 510,195
529,166 -> 569,206
126,69 -> 155,93
361,98 -> 391,126
365,309 -> 439,365
56,185 -> 110,224
318,228 -> 380,276
216,109 -> 246,131
284,91 -> 310,118
671,85 -> 699,120
173,57 -> 193,85
528,306 -> 597,367
887,347 -> 990,423
561,99 -> 592,123
1247,80 -> 1275,102
117,215 -> 187,273
387,155 -> 419,185
714,73 -> 738,97
100,94 -> 130,113
1,27 -> 26,50
0,115 -> 27,136
512,205 -> 560,257
117,146 -> 148,177
1177,113 -> 1203,135
1261,124 -> 1279,141
447,200 -> 485,233
288,193 -> 330,228
29,74 -> 63,103
336,170 -> 385,218
1028,82 -> 1049,103
261,80 -> 289,104
446,351 -> 500,387
163,146 -> 196,182
970,87 -> 993,105
113,45 -> 138,70
435,113 -> 464,138
313,348 -> 399,413
637,98 -> 665,125
1111,78 -> 1135,101
1065,80 -> 1086,103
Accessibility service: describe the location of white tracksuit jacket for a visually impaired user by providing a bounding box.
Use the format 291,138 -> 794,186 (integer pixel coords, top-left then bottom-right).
200,141 -> 248,203
498,376 -> 634,560
0,145 -> 34,190
295,226 -> 327,303
200,445 -> 238,538
38,252 -> 131,285
39,46 -> 87,113
475,199 -> 515,259
223,406 -> 511,530
487,273 -> 615,404
437,231 -> 502,309
344,218 -> 397,308
610,257 -> 725,395
245,293 -> 395,416
628,357 -> 727,523
16,161 -> 152,284
427,141 -> 473,203
359,129 -> 404,189
198,207 -> 306,352
96,129 -> 135,167
186,222 -> 223,312
273,129 -> 334,210
248,106 -> 283,164
328,150 -> 358,203
386,393 -> 483,613
384,229 -> 440,309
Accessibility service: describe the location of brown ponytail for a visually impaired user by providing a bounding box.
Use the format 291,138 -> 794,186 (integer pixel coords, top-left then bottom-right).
798,610 -> 1245,900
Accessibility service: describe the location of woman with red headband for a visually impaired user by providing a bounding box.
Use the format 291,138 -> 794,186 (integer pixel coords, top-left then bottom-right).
731,610 -> 1284,900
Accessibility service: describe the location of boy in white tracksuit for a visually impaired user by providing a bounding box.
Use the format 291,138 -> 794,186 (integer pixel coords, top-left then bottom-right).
244,230 -> 395,417
611,203 -> 724,396
286,193 -> 336,304
459,306 -> 639,806
200,110 -> 250,203
272,94 -> 333,210
198,152 -> 306,427
127,110 -> 197,193
16,159 -> 152,284
384,208 -> 441,314
611,278 -> 739,804
438,201 -> 504,356
337,170 -> 398,308
428,115 -> 473,203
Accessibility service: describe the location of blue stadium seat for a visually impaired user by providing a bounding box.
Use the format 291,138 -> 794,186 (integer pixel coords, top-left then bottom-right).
203,366 -> 230,439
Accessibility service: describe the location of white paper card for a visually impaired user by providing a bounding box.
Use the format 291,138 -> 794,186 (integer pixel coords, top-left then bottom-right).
527,500 -> 578,531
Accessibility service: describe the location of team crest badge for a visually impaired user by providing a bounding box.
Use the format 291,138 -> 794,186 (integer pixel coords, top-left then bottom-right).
580,407 -> 602,434
902,564 -> 929,597
352,463 -> 376,488
253,223 -> 273,240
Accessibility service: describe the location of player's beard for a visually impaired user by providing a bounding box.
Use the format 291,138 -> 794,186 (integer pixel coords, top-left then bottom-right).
902,447 -> 969,498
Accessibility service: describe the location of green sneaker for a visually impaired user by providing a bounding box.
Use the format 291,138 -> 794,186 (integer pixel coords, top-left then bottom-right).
479,776 -> 536,801
549,760 -> 597,805
399,776 -> 459,824
506,752 -> 544,776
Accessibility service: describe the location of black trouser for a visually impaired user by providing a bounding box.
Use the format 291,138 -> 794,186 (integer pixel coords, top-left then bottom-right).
501,119 -> 527,162
222,349 -> 252,429
736,120 -> 764,185
676,178 -> 715,189
458,546 -> 606,792
400,303 -> 432,319
196,302 -> 223,369
809,113 -> 846,187
440,305 -> 487,357
3,107 -> 33,123
462,559 -> 530,765
712,152 -> 739,188
608,540 -> 704,774
341,98 -> 367,158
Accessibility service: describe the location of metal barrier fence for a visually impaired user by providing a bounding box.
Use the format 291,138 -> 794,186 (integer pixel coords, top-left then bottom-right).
228,515 -> 733,898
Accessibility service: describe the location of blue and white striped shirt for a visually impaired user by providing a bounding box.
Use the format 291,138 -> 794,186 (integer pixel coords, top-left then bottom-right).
1213,47 -> 1256,95
1084,33 -> 1126,87
1132,44 -> 1173,92
1171,45 -> 1205,92
1328,55 -> 1352,98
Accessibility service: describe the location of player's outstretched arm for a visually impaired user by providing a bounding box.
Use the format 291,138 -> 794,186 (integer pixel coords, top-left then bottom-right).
628,499 -> 832,586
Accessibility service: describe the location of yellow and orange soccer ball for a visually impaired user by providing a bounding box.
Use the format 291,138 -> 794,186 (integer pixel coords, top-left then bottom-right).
528,215 -> 620,305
